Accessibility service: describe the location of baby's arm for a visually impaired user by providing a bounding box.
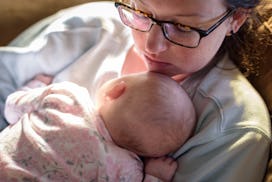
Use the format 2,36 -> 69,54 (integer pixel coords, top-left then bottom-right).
5,81 -> 91,125
4,86 -> 47,124
144,157 -> 178,182
4,74 -> 53,124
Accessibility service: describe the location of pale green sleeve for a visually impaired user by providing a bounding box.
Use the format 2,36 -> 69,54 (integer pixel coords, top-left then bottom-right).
173,130 -> 270,182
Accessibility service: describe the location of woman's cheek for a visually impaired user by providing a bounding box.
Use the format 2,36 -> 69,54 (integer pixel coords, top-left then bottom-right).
131,30 -> 146,52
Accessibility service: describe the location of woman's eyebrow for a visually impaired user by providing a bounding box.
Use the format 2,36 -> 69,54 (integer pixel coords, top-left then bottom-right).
174,13 -> 206,18
135,0 -> 146,6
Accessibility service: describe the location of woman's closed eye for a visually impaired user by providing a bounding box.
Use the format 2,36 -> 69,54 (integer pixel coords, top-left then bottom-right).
175,24 -> 193,32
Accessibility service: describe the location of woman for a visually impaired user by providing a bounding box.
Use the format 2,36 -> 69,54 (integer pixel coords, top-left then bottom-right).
0,0 -> 271,181
114,1 -> 271,181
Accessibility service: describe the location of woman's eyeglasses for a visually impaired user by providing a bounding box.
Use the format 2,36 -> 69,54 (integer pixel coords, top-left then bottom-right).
115,2 -> 236,48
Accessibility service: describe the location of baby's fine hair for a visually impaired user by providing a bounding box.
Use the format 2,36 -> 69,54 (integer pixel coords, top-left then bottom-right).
114,72 -> 196,157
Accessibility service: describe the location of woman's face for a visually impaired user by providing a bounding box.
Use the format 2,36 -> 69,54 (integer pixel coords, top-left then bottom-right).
131,0 -> 232,77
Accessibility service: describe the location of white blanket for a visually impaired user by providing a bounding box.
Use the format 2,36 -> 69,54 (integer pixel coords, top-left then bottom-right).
0,1 -> 133,130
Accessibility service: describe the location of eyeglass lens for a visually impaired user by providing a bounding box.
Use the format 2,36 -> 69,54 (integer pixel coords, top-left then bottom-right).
117,5 -> 201,47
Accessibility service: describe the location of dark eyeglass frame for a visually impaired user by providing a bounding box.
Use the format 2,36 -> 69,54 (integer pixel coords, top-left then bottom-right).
115,2 -> 236,48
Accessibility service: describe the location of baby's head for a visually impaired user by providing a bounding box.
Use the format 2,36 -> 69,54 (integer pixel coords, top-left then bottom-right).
95,72 -> 196,157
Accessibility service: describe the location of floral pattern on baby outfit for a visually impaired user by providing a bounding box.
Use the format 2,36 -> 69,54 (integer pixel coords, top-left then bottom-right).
0,82 -> 144,182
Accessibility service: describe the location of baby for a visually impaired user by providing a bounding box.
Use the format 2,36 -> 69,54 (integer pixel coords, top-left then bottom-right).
0,72 -> 196,182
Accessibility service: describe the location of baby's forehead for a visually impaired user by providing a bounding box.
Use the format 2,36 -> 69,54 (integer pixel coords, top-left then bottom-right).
117,73 -> 173,85
100,73 -> 179,99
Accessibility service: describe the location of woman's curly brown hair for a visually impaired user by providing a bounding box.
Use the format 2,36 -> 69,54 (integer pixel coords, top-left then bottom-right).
224,0 -> 272,114
225,0 -> 272,78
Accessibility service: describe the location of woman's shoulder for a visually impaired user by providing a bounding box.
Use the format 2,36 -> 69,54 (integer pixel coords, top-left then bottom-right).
194,54 -> 271,138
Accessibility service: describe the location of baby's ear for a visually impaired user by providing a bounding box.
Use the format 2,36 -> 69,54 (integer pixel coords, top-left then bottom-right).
105,81 -> 126,100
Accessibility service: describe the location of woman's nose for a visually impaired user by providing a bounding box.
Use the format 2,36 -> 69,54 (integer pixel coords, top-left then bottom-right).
145,25 -> 168,54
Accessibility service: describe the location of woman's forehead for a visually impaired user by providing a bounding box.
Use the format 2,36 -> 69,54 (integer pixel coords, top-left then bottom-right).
131,0 -> 227,18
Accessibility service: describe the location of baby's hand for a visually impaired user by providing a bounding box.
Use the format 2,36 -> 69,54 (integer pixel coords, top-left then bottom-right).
32,74 -> 53,85
144,156 -> 177,182
24,74 -> 53,89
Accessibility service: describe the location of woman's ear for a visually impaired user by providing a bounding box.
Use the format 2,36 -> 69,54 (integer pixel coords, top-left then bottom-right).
228,9 -> 250,34
105,81 -> 126,100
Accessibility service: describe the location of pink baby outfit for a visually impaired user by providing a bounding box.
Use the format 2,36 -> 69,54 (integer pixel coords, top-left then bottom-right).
0,82 -> 159,182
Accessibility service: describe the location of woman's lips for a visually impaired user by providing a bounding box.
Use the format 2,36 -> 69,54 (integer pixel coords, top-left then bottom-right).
144,55 -> 171,70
